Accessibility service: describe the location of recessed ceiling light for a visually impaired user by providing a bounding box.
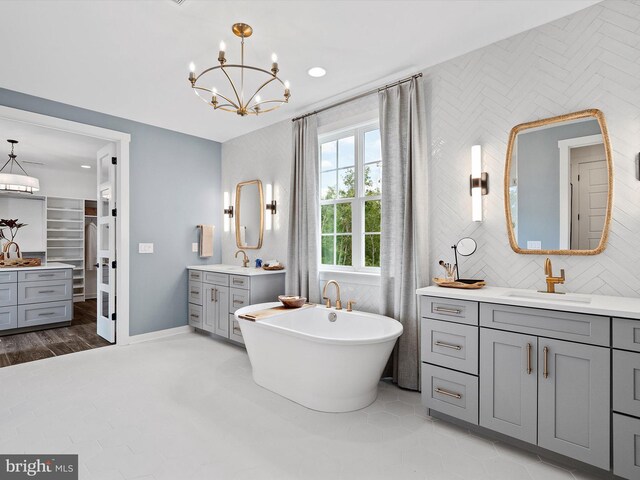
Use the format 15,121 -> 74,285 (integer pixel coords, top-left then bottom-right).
81,165 -> 91,169
308,67 -> 326,78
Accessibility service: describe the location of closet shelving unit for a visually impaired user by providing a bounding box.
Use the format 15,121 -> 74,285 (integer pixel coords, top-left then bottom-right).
46,197 -> 86,302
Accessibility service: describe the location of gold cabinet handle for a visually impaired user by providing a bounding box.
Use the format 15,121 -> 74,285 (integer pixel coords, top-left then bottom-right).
526,343 -> 532,375
190,290 -> 199,295
435,341 -> 462,351
210,288 -> 215,302
543,346 -> 549,379
435,387 -> 462,399
433,306 -> 462,315
233,299 -> 244,305
190,314 -> 199,319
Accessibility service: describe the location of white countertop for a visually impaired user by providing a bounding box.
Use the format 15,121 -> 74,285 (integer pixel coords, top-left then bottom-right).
416,285 -> 640,320
0,262 -> 74,273
187,264 -> 285,276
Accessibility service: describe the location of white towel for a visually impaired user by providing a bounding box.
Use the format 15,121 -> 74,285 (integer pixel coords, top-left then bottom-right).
198,225 -> 214,258
85,222 -> 97,270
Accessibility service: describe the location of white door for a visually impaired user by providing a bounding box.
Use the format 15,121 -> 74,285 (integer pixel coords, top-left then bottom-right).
96,144 -> 117,343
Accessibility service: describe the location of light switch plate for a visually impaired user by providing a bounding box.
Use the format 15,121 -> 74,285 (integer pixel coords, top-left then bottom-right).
139,243 -> 154,254
527,241 -> 542,250
192,243 -> 198,253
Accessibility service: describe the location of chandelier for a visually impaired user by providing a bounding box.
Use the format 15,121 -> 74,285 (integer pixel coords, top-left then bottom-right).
0,140 -> 40,194
188,23 -> 291,116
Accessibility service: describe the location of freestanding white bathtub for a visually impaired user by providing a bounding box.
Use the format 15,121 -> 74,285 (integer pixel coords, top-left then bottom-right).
235,302 -> 403,412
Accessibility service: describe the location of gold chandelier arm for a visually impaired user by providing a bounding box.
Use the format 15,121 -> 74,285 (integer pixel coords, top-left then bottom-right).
245,75 -> 278,108
193,86 -> 240,110
219,66 -> 243,109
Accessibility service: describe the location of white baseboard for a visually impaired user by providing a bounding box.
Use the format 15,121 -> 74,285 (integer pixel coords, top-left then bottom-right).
128,325 -> 193,344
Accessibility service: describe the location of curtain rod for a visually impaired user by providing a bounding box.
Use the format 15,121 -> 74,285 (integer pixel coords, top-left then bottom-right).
291,72 -> 423,123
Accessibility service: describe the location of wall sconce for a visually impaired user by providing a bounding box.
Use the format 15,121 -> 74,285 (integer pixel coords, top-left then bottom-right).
470,145 -> 488,222
265,183 -> 277,230
223,191 -> 233,232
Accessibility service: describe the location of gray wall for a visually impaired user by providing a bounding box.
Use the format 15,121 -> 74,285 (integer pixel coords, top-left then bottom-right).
516,119 -> 601,249
0,88 -> 222,336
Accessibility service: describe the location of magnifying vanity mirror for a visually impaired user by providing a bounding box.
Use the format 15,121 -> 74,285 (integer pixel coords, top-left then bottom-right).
504,109 -> 613,255
235,179 -> 264,249
452,237 -> 481,283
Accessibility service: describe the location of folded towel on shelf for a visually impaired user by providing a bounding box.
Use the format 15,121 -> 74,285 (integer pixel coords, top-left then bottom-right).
198,225 -> 214,258
239,303 -> 314,321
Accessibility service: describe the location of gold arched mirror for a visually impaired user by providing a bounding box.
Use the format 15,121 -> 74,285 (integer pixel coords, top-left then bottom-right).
235,179 -> 264,249
504,109 -> 613,255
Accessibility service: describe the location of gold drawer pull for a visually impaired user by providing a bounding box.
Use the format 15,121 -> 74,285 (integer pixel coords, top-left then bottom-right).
435,387 -> 462,399
435,341 -> 462,351
433,306 -> 462,315
526,343 -> 532,375
38,312 -> 56,317
233,299 -> 244,305
233,279 -> 244,285
190,290 -> 199,295
38,290 -> 56,294
190,314 -> 199,319
38,274 -> 55,277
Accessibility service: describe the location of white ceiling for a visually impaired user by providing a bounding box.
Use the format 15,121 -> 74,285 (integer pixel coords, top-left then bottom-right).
0,0 -> 600,143
0,117 -> 108,172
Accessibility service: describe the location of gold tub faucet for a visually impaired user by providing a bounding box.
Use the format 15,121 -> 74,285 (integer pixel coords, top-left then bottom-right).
322,280 -> 342,310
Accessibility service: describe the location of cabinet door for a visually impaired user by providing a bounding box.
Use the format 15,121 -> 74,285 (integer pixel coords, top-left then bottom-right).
480,329 -> 537,444
538,338 -> 610,470
203,285 -> 216,333
215,286 -> 229,337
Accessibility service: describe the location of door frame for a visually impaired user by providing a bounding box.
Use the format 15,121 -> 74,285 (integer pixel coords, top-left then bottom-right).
557,133 -> 603,250
0,105 -> 131,346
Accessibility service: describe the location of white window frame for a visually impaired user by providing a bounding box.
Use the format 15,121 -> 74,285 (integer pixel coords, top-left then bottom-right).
318,119 -> 381,274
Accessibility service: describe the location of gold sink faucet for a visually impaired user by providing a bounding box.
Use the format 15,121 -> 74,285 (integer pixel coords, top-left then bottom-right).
235,249 -> 249,268
543,257 -> 565,294
322,280 -> 342,310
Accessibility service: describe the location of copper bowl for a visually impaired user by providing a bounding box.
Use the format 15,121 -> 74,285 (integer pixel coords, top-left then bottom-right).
278,295 -> 307,308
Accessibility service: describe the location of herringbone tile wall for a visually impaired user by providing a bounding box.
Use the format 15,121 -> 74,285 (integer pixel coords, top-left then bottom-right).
222,0 -> 640,307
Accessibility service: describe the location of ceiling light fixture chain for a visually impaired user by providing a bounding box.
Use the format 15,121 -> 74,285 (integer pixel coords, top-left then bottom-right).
188,23 -> 291,116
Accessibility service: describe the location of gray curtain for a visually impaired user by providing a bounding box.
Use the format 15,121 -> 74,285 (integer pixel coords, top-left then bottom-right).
286,116 -> 321,303
379,77 -> 429,391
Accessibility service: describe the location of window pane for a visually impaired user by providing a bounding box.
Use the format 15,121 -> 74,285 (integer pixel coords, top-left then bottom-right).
321,205 -> 335,234
336,235 -> 352,266
321,141 -> 337,171
321,170 -> 337,200
338,136 -> 355,168
321,236 -> 334,265
335,203 -> 352,233
364,129 -> 381,164
338,168 -> 355,198
364,234 -> 381,267
364,162 -> 382,196
365,200 -> 381,232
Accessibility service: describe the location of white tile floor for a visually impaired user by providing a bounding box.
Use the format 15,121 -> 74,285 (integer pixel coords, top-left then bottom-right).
0,332 -> 607,480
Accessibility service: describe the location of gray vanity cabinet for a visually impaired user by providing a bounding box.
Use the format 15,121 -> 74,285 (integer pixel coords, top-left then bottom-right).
537,338 -> 610,470
203,284 -> 229,336
479,329 -> 537,444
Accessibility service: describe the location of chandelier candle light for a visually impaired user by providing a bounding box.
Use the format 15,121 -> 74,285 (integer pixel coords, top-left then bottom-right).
188,23 -> 291,116
0,140 -> 40,194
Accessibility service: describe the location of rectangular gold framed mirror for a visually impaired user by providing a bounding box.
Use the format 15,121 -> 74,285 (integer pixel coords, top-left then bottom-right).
235,179 -> 264,250
504,109 -> 613,255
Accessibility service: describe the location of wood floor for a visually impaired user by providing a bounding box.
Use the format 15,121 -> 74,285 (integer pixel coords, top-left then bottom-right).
0,299 -> 112,368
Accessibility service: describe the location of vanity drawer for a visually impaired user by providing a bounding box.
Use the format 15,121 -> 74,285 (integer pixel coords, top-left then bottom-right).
613,350 -> 640,417
18,279 -> 73,305
230,275 -> 250,290
421,296 -> 478,326
188,303 -> 203,328
0,272 -> 17,284
480,303 -> 610,346
229,288 -> 250,313
229,314 -> 245,345
421,318 -> 478,374
422,363 -> 478,424
0,306 -> 18,331
613,413 -> 640,480
203,272 -> 229,286
613,318 -> 640,353
188,270 -> 202,282
18,300 -> 72,327
18,268 -> 71,282
0,283 -> 17,307
188,281 -> 202,305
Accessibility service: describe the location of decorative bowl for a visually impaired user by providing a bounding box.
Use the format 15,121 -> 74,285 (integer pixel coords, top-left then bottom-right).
278,295 -> 307,308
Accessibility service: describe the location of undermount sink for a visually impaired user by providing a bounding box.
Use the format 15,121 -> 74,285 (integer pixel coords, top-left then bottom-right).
502,290 -> 592,304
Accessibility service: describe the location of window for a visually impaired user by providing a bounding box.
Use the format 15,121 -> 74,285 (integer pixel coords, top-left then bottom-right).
319,122 -> 381,271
